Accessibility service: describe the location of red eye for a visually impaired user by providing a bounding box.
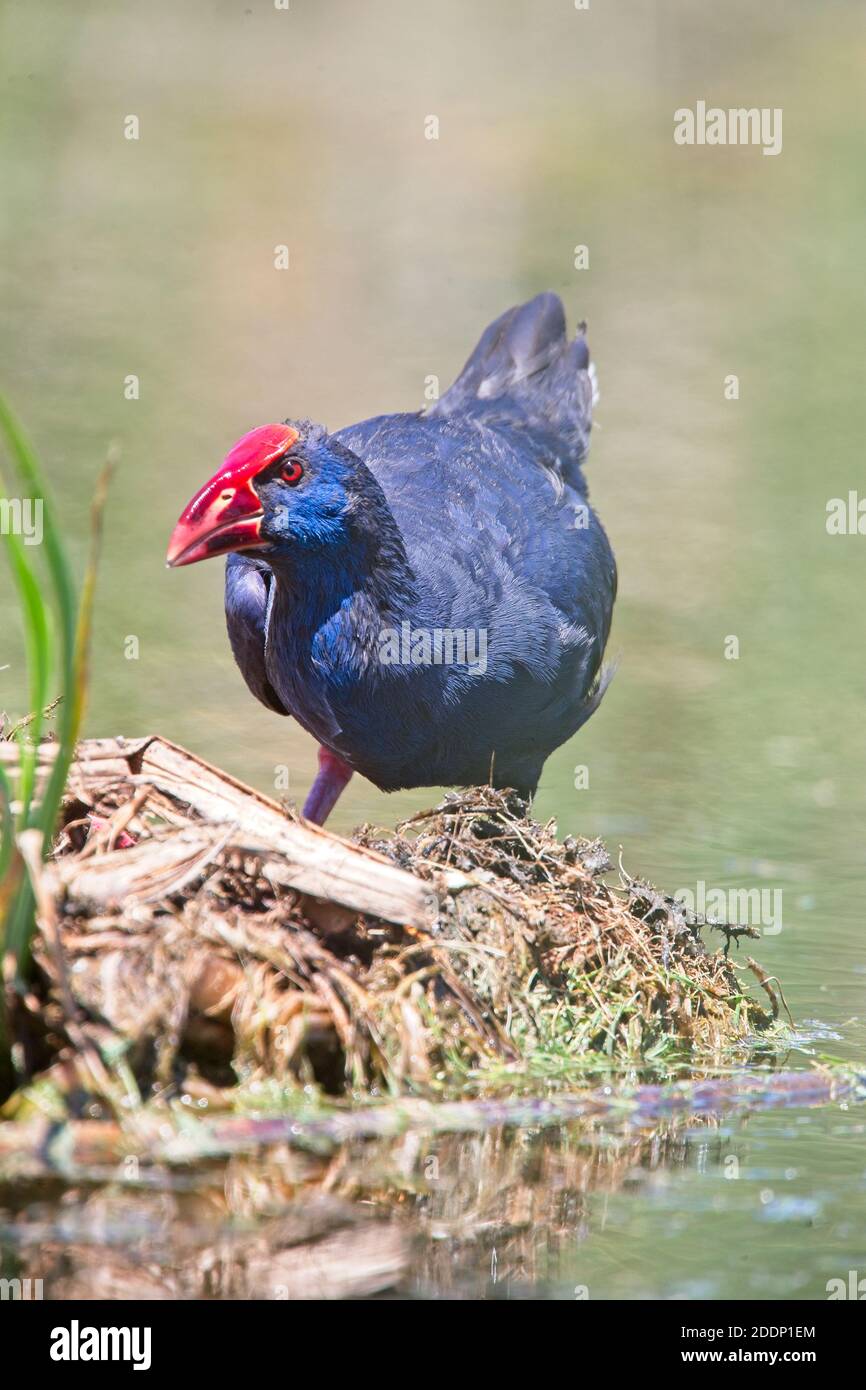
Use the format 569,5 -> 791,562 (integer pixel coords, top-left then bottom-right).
280,458 -> 304,486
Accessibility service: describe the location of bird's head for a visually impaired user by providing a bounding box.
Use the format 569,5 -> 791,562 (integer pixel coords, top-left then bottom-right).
166,421 -> 361,568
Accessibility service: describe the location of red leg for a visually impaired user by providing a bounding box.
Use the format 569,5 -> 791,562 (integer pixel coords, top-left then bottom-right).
302,746 -> 354,824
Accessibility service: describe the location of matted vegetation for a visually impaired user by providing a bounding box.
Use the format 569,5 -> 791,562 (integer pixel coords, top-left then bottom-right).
0,744 -> 780,1111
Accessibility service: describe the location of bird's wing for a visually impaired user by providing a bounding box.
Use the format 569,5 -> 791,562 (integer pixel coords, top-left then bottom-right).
425,291 -> 595,485
224,553 -> 290,715
337,402 -> 616,702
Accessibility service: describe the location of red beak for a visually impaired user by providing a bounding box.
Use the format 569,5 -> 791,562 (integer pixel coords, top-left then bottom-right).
166,423 -> 299,568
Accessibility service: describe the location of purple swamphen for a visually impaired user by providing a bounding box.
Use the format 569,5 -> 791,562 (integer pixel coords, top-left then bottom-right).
166,293 -> 617,823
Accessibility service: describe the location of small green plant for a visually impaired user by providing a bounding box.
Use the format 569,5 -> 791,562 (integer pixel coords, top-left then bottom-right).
0,397 -> 109,1082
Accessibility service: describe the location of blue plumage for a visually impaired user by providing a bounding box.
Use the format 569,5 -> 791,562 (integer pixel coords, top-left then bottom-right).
224,292 -> 616,804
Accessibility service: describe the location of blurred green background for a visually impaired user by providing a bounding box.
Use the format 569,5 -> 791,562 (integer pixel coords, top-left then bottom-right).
2,0 -> 866,1297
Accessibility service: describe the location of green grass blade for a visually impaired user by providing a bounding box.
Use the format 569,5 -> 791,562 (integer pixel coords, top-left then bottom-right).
0,398 -> 76,837
0,399 -> 108,947
0,517 -> 51,820
0,397 -> 76,651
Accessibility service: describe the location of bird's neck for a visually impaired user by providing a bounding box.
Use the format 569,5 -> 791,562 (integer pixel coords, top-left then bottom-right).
265,463 -> 419,643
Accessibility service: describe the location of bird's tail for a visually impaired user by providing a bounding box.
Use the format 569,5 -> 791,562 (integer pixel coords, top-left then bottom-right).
427,291 -> 596,465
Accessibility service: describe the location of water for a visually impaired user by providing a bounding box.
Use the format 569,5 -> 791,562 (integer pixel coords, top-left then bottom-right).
1,0 -> 866,1299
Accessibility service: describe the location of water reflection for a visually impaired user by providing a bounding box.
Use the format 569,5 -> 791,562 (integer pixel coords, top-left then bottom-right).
0,1118 -> 720,1299
3,1096 -> 863,1300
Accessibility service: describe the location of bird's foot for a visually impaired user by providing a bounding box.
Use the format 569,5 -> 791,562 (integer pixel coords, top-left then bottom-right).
301,747 -> 354,825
